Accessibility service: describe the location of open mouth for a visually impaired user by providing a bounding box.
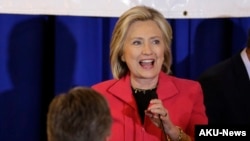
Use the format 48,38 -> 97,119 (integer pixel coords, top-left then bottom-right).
139,59 -> 154,69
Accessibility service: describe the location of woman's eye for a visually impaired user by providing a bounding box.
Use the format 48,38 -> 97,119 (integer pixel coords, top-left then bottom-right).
152,40 -> 160,45
132,40 -> 141,45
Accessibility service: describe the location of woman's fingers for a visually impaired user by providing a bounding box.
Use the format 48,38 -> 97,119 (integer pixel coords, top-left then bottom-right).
147,99 -> 167,117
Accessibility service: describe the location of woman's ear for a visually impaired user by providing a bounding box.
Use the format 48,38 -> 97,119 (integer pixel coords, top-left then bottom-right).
121,55 -> 125,62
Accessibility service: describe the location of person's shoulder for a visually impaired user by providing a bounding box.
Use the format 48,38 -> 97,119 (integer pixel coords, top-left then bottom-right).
164,75 -> 203,96
167,74 -> 200,88
160,72 -> 197,85
199,51 -> 243,79
92,79 -> 118,89
198,57 -> 233,80
175,76 -> 199,84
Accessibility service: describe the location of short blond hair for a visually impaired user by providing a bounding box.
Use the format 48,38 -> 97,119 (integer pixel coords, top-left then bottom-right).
110,5 -> 173,79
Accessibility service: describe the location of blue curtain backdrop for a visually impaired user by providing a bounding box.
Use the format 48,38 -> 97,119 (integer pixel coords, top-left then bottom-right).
0,14 -> 249,141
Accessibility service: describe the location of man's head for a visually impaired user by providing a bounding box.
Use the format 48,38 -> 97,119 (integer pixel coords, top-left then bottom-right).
47,86 -> 112,141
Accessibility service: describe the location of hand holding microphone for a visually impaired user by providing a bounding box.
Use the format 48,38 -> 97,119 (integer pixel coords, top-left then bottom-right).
145,92 -> 168,125
145,92 -> 168,141
146,93 -> 186,141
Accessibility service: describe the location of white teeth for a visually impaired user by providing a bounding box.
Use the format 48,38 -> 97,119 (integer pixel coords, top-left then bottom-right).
141,60 -> 153,63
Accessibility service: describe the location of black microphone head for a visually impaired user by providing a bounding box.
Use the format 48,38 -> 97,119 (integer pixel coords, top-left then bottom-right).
151,91 -> 158,99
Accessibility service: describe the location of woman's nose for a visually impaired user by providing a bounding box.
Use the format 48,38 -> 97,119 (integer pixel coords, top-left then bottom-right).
142,44 -> 153,55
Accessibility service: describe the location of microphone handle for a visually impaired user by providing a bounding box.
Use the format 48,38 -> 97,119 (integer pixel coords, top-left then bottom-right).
159,115 -> 168,141
151,92 -> 168,141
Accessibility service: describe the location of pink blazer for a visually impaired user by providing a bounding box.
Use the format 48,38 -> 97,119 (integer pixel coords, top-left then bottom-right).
92,71 -> 208,141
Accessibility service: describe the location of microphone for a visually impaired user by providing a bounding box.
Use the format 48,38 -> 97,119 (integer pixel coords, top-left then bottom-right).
151,91 -> 158,99
151,91 -> 168,141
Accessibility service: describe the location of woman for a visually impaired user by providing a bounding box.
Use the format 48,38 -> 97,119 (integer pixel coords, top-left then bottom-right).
92,5 -> 207,141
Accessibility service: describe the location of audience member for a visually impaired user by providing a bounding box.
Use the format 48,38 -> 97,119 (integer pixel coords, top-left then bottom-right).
198,29 -> 250,124
47,86 -> 112,141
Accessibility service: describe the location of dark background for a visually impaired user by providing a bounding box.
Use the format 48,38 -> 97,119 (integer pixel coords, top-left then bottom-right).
0,14 -> 249,141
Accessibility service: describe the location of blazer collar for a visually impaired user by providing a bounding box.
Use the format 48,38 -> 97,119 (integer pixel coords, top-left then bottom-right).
108,71 -> 178,109
157,71 -> 178,100
108,74 -> 137,109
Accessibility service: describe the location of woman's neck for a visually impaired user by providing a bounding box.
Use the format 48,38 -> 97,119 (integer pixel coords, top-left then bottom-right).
130,76 -> 158,90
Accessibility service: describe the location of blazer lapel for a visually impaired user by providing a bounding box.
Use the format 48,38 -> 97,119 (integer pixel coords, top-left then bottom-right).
108,75 -> 138,110
231,54 -> 250,92
157,72 -> 178,100
231,54 -> 250,112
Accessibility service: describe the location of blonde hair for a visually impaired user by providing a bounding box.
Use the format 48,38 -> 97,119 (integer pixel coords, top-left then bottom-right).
110,5 -> 173,79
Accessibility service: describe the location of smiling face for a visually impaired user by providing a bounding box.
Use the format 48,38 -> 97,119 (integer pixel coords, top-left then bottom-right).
121,20 -> 165,85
